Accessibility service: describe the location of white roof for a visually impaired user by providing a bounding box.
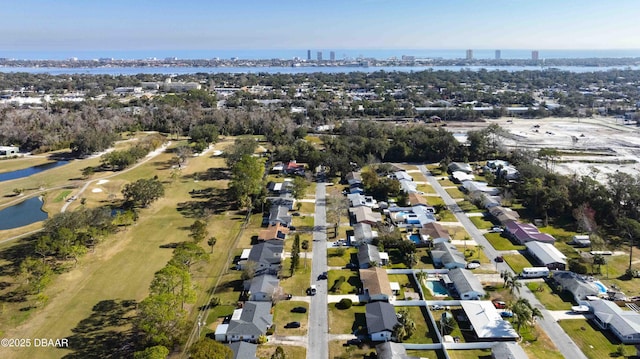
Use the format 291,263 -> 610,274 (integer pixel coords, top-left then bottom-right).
241,248 -> 252,260
460,301 -> 519,339
526,241 -> 567,265
390,282 -> 401,291
215,323 -> 229,336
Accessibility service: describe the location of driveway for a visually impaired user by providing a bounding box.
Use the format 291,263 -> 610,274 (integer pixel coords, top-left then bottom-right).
307,181 -> 328,359
418,165 -> 588,359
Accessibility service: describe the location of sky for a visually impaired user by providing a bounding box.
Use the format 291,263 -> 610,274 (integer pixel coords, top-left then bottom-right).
1,0 -> 638,53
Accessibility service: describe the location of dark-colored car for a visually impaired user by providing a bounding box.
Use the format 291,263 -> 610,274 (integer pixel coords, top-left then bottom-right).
285,321 -> 301,328
346,338 -> 362,346
291,306 -> 307,313
346,263 -> 358,269
318,272 -> 328,280
494,256 -> 504,263
284,293 -> 293,300
500,310 -> 514,318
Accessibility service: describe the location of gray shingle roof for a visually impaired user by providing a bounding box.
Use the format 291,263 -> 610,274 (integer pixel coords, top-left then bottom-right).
365,301 -> 398,333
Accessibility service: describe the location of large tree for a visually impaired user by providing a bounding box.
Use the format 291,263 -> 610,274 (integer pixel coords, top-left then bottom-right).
230,154 -> 264,209
189,338 -> 233,359
122,177 -> 165,207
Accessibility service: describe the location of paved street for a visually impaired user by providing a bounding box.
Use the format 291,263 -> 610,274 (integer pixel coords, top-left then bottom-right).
307,181 -> 328,359
419,165 -> 588,359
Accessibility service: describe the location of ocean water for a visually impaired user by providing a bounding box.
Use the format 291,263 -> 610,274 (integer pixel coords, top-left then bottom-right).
2,49 -> 640,61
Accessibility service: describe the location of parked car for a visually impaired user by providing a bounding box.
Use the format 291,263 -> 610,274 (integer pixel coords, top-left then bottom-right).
318,272 -> 328,280
490,226 -> 504,233
466,262 -> 481,269
346,262 -> 358,269
470,259 -> 480,264
430,305 -> 444,311
285,321 -> 301,328
494,256 -> 504,263
284,293 -> 293,300
346,338 -> 362,346
291,306 -> 307,313
307,285 -> 317,296
500,310 -> 514,318
493,300 -> 507,309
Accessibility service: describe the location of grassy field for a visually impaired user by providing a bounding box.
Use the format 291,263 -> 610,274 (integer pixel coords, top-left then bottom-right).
447,349 -> 492,359
438,178 -> 458,187
526,281 -> 573,310
397,306 -> 434,344
503,254 -> 533,274
417,183 -> 437,195
445,187 -> 466,199
327,269 -> 360,294
415,248 -> 436,269
0,137 -> 256,359
279,258 -> 312,297
257,345 -> 306,359
520,324 -> 565,359
469,215 -> 495,229
273,301 -> 310,336
406,349 -> 446,359
328,340 -> 377,359
485,233 -> 525,250
438,209 -> 458,222
328,302 -> 367,335
327,247 -> 357,267
559,319 -> 637,359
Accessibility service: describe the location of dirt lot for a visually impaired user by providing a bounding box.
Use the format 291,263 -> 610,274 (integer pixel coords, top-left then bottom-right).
447,116 -> 640,181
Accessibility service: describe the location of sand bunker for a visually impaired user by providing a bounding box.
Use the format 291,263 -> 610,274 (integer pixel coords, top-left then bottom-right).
91,188 -> 103,193
97,179 -> 109,185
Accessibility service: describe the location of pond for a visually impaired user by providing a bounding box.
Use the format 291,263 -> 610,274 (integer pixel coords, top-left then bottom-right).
0,160 -> 69,182
0,197 -> 48,230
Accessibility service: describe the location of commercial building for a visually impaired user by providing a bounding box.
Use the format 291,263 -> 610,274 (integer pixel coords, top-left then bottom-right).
330,51 -> 335,61
532,50 -> 539,60
466,49 -> 473,60
317,51 -> 323,61
495,50 -> 501,60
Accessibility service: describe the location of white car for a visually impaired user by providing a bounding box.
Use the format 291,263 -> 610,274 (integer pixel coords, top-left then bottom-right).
490,227 -> 504,233
466,262 -> 481,269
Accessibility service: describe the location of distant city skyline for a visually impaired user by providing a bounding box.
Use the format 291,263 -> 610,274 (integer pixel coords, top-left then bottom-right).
1,0 -> 639,53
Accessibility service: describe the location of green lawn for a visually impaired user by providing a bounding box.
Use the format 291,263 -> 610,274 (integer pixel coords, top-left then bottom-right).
273,301 -> 310,336
397,306 -> 434,343
538,225 -> 579,243
438,209 -> 458,222
469,215 -> 494,229
279,258 -> 312,296
329,340 -> 377,359
328,303 -> 367,335
257,345 -> 306,359
447,349 -> 492,359
559,319 -> 637,359
327,247 -> 357,267
53,189 -> 72,202
503,254 -> 533,274
415,248 -> 436,269
417,183 -> 437,195
526,282 -> 573,310
520,324 -> 565,359
445,187 -> 466,199
439,178 -> 458,187
485,233 -> 525,251
327,269 -> 361,294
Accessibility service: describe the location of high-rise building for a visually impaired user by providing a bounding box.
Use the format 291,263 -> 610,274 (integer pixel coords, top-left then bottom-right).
532,50 -> 539,60
317,51 -> 323,61
330,51 -> 335,61
466,49 -> 473,60
307,50 -> 311,60
495,50 -> 501,60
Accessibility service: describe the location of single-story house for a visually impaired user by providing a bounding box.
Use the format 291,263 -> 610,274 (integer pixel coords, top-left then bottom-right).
358,244 -> 389,268
525,241 -> 567,270
395,171 -> 413,182
257,223 -> 289,241
448,162 -> 473,174
446,268 -> 486,300
551,271 -> 600,302
431,242 -> 466,269
492,342 -> 528,359
408,192 -> 429,207
505,221 -> 555,244
399,179 -> 417,194
346,171 -> 363,186
460,301 -> 519,340
590,299 -> 640,344
352,222 -> 377,244
266,194 -> 295,210
267,181 -> 290,194
271,163 -> 284,173
241,240 -> 284,275
451,171 -> 475,183
486,160 -> 510,170
462,181 -> 501,196
420,222 -> 451,245
224,301 -> 273,342
284,160 -> 305,175
376,342 -> 418,359
360,267 -> 393,302
349,206 -> 383,225
348,193 -> 378,208
488,206 -> 520,225
365,301 -> 399,342
268,205 -> 292,227
244,274 -> 279,302
469,191 -> 501,209
227,341 -> 258,359
387,205 -> 436,228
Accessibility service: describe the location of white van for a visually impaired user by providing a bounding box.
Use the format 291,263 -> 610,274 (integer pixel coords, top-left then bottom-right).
520,267 -> 550,278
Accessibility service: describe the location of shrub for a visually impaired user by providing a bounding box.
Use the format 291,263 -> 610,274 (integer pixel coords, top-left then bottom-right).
569,259 -> 588,275
330,276 -> 346,293
337,298 -> 352,309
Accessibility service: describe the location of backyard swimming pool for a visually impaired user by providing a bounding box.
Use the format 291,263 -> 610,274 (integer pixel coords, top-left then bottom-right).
594,281 -> 607,294
425,280 -> 449,296
409,234 -> 422,244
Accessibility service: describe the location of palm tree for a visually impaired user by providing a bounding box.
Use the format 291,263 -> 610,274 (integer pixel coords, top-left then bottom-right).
501,270 -> 522,295
476,244 -> 485,260
510,298 -> 543,334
